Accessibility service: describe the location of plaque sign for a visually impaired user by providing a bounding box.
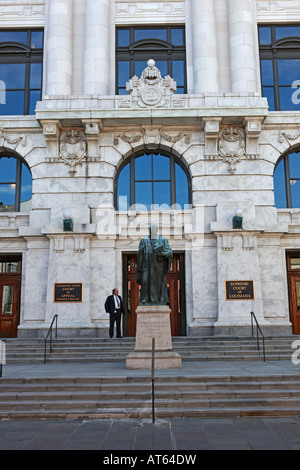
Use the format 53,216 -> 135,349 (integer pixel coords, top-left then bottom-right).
225,281 -> 255,300
54,283 -> 83,303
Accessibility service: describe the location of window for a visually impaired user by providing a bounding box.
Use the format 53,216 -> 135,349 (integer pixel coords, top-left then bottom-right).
0,29 -> 43,115
0,154 -> 32,212
274,150 -> 300,208
116,26 -> 186,95
115,151 -> 191,210
259,25 -> 300,111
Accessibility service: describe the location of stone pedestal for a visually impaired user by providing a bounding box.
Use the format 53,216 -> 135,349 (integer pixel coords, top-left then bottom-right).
126,305 -> 182,369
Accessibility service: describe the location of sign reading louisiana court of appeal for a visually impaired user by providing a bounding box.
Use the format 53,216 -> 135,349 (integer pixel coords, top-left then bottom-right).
54,283 -> 83,303
225,281 -> 255,300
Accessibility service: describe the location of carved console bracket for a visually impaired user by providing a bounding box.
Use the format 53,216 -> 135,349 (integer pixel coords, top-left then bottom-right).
204,117 -> 262,174
42,120 -> 102,176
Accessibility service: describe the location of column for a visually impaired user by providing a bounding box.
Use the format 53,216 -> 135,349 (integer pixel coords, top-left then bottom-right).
45,0 -> 73,96
228,0 -> 259,93
84,0 -> 112,95
190,0 -> 219,93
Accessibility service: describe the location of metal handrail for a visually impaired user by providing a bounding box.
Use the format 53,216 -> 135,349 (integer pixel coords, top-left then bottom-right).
250,311 -> 266,361
44,314 -> 58,364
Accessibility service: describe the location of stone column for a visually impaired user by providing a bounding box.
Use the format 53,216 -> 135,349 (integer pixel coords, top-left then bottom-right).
228,0 -> 259,93
84,0 -> 112,95
190,0 -> 219,93
45,0 -> 73,96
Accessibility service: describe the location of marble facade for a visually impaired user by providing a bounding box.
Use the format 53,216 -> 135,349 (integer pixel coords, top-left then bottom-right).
0,0 -> 299,338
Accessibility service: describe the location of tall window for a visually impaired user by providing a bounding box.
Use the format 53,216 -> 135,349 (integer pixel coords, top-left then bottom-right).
116,152 -> 191,210
116,26 -> 186,95
259,25 -> 300,111
0,154 -> 32,212
274,150 -> 300,208
0,29 -> 43,115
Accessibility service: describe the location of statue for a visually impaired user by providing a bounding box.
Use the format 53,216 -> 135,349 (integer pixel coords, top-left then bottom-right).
136,225 -> 173,305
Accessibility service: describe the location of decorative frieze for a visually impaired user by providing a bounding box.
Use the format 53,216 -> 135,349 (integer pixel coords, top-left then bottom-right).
113,127 -> 191,149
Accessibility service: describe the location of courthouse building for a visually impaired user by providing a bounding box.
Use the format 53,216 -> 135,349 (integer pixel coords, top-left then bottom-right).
0,0 -> 300,339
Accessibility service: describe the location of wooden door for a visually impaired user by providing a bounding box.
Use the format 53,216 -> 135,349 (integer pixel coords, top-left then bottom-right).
288,275 -> 300,335
123,253 -> 186,337
0,258 -> 21,338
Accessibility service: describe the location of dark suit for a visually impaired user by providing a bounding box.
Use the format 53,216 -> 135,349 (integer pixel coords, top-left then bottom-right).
105,294 -> 125,338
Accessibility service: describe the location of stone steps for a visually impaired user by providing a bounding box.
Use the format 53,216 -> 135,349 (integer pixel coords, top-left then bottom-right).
1,375 -> 300,419
2,335 -> 297,363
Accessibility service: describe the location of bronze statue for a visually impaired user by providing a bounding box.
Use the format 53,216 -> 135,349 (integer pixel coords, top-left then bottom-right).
136,225 -> 173,305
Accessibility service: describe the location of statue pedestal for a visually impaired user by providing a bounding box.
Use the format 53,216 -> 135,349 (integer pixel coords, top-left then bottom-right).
126,305 -> 182,369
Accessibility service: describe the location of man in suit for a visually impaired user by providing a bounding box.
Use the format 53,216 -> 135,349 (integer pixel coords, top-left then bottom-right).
105,288 -> 125,338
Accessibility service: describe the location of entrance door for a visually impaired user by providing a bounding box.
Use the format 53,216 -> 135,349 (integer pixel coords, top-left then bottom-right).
0,258 -> 21,338
289,276 -> 300,335
123,253 -> 186,337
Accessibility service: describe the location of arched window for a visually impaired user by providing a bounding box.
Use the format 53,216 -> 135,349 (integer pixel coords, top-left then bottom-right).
0,154 -> 32,212
115,151 -> 191,210
116,26 -> 186,95
274,150 -> 300,208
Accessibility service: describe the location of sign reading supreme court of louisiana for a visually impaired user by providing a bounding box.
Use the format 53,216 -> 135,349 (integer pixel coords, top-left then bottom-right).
53,283 -> 83,303
225,280 -> 255,300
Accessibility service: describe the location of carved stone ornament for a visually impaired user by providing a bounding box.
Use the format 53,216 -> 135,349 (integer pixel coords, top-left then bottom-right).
126,59 -> 177,108
219,128 -> 246,174
278,127 -> 300,144
59,130 -> 87,176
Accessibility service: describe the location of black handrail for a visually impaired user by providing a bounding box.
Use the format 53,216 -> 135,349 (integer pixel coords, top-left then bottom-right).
44,314 -> 58,364
250,311 -> 266,361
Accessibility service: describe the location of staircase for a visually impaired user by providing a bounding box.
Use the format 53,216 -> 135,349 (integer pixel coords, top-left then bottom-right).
1,335 -> 297,363
1,335 -> 300,419
1,374 -> 300,419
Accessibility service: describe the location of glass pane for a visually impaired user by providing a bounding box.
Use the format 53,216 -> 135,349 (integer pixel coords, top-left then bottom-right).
153,154 -> 170,180
154,60 -> 168,78
0,63 -> 25,89
261,60 -> 274,86
135,182 -> 152,210
117,29 -> 130,47
279,87 -> 300,111
291,179 -> 300,208
2,286 -> 13,315
171,28 -> 184,46
275,26 -> 300,41
0,183 -> 16,207
278,60 -> 300,85
135,154 -> 152,180
172,60 -> 185,87
0,157 -> 16,183
20,163 -> 32,211
117,163 -> 130,210
30,63 -> 42,89
29,90 -> 41,114
134,29 -> 167,42
262,87 -> 275,111
118,61 -> 130,86
0,262 -> 18,273
259,27 -> 272,45
175,163 -> 189,208
289,152 -> 300,179
134,61 -> 147,78
31,31 -> 44,49
274,159 -> 287,208
1,90 -> 25,115
290,258 -> 300,270
0,31 -> 27,44
153,182 -> 170,207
